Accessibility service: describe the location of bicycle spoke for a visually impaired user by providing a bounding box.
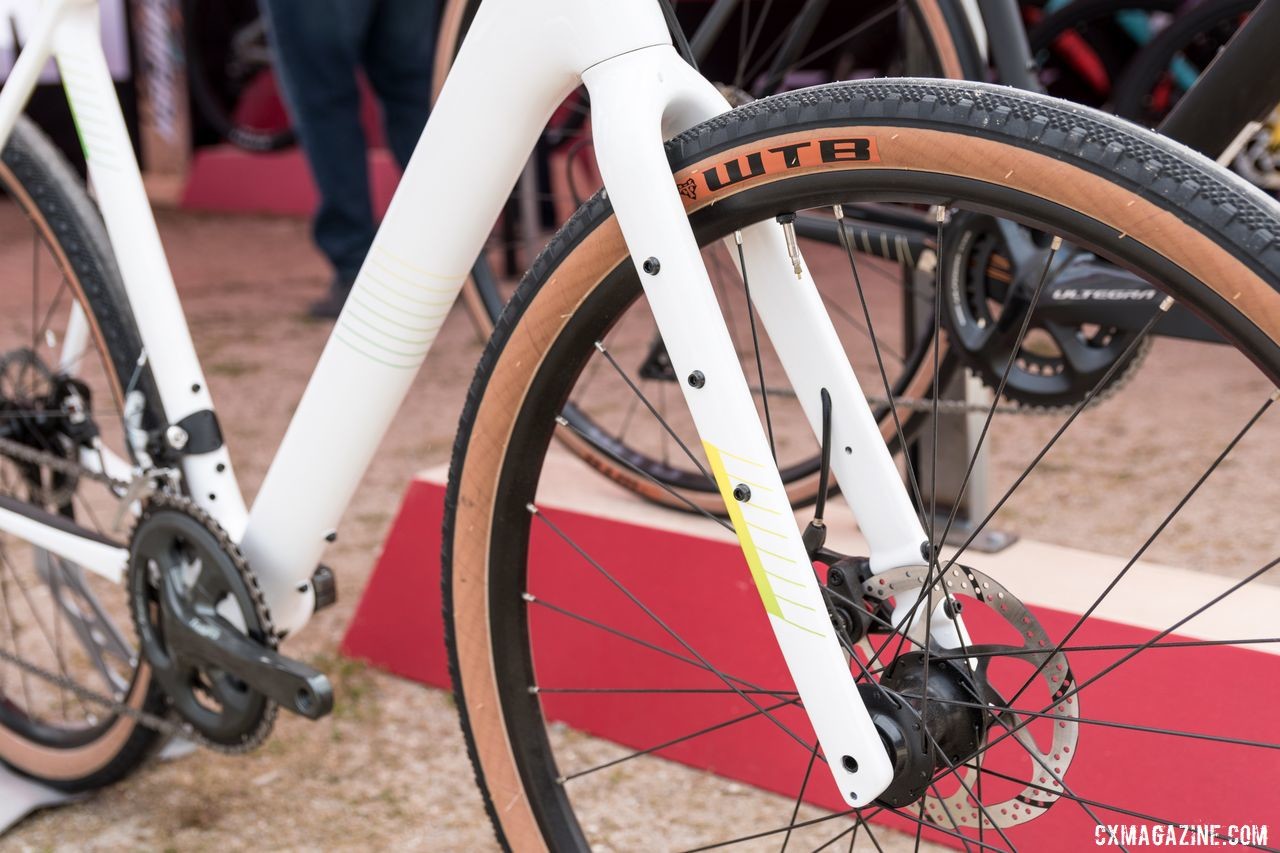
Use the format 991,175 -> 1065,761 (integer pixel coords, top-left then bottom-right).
897,690 -> 1280,751
529,505 -> 818,752
559,695 -> 803,783
834,208 -> 928,527
866,301 -> 1172,673
735,231 -> 777,461
917,209 -> 950,828
969,763 -> 1279,852
0,549 -> 36,712
928,636 -> 1280,662
595,341 -> 714,484
930,554 -> 1280,795
680,807 -> 871,853
737,0 -> 776,91
744,2 -> 904,91
930,235 -> 1063,564
779,743 -> 820,853
1003,390 -> 1277,710
0,543 -> 92,720
525,594 -> 792,701
538,687 -> 797,695
555,414 -> 734,532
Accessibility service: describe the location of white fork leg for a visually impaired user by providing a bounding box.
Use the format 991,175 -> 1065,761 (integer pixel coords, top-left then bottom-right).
585,44 -> 900,807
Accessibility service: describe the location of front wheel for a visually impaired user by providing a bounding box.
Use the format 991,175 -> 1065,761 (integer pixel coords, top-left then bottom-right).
446,79 -> 1280,850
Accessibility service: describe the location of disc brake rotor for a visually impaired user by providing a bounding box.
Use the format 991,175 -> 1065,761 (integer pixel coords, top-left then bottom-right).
863,563 -> 1080,829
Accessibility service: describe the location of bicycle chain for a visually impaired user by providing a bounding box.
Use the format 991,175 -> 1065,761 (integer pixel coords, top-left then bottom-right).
0,433 -> 129,490
0,438 -> 278,755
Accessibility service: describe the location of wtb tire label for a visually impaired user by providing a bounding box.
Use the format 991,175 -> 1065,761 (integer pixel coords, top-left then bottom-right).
674,135 -> 879,203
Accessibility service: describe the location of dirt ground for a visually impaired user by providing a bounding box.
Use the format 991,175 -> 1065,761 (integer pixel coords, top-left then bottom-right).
3,205 -> 1278,851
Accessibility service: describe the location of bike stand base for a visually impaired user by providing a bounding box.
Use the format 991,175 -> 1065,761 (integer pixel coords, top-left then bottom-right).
0,766 -> 80,836
0,736 -> 195,837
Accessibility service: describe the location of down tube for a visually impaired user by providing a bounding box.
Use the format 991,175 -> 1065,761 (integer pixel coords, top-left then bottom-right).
238,12 -> 584,635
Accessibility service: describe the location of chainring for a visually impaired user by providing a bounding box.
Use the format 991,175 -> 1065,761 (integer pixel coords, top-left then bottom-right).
862,563 -> 1080,829
127,493 -> 278,751
939,213 -> 1150,411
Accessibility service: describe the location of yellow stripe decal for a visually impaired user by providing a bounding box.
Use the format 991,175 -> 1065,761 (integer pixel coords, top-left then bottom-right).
704,442 -> 781,618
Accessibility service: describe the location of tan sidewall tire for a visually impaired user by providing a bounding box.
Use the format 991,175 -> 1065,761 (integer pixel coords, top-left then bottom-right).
448,102 -> 1280,848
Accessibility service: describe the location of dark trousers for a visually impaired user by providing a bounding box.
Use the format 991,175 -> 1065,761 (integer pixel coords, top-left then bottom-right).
260,0 -> 439,281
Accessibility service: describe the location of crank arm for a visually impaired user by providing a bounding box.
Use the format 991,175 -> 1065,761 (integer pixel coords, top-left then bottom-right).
160,585 -> 333,720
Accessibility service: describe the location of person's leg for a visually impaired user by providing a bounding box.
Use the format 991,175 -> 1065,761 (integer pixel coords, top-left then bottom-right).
260,0 -> 378,312
362,0 -> 439,171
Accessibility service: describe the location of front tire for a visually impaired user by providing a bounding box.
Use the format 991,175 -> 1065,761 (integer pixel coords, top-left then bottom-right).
446,79 -> 1280,849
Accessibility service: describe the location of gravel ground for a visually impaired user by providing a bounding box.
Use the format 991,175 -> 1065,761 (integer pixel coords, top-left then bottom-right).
3,206 -> 1277,851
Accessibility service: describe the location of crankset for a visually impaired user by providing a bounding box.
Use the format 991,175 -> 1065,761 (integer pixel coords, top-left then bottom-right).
939,213 -> 1153,410
128,494 -> 333,750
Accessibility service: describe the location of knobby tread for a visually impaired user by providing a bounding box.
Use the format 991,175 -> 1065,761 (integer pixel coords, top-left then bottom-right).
443,78 -> 1280,850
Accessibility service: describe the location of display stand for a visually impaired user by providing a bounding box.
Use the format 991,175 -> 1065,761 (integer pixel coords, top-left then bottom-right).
0,737 -> 192,836
0,769 -> 78,835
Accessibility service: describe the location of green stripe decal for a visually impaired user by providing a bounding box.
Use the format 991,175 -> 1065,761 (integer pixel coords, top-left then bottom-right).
704,441 -> 782,619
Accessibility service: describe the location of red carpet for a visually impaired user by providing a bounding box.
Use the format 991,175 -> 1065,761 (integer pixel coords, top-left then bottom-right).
343,476 -> 1280,849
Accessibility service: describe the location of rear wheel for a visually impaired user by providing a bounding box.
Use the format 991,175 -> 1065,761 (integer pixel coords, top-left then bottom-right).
446,79 -> 1280,850
0,118 -> 167,791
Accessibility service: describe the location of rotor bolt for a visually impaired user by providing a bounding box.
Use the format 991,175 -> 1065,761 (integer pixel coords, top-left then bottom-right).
165,425 -> 189,451
687,370 -> 705,388
642,257 -> 661,275
919,541 -> 936,563
732,484 -> 751,502
828,567 -> 845,587
944,598 -> 963,619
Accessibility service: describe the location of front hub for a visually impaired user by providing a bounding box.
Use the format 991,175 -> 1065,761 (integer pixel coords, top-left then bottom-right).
857,653 -> 989,808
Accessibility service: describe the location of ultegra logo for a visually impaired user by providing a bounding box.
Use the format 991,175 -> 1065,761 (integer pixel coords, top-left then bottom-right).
1051,288 -> 1159,301
684,137 -> 878,198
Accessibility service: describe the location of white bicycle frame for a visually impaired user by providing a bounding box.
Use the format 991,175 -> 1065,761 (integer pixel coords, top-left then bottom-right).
0,0 -> 969,805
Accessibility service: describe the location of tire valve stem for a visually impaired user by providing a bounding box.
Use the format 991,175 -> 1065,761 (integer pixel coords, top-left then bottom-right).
775,213 -> 803,278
